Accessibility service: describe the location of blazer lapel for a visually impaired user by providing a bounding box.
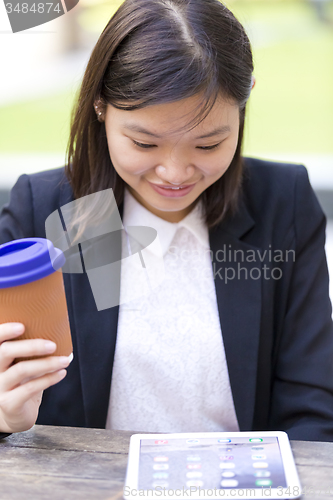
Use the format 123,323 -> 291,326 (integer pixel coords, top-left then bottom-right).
209,196 -> 262,431
59,181 -> 124,428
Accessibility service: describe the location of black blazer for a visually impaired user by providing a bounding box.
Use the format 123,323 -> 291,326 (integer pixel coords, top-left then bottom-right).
1,157 -> 333,441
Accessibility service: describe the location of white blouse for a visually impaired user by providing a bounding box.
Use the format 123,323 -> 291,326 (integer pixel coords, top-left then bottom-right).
105,187 -> 239,433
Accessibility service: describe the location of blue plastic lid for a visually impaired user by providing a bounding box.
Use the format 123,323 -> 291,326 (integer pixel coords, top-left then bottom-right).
0,238 -> 66,289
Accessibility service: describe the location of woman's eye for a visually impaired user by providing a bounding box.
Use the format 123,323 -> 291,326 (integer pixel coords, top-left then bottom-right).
132,140 -> 222,150
132,140 -> 155,149
197,142 -> 222,151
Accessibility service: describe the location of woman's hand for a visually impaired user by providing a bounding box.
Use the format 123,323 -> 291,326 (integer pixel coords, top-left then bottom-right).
0,323 -> 73,433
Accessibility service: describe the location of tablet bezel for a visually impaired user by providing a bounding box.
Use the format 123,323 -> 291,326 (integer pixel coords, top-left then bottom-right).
124,431 -> 301,500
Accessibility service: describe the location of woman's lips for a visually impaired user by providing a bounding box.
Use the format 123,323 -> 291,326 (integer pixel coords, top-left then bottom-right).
147,181 -> 197,198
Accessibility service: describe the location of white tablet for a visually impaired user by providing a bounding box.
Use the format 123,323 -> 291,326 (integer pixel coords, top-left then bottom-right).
124,431 -> 301,500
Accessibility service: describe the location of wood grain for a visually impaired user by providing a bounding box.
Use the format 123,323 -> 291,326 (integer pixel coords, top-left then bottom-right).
1,426 -> 333,500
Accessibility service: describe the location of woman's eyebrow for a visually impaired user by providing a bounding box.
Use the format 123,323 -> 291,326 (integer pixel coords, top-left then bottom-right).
122,123 -> 230,139
196,126 -> 230,139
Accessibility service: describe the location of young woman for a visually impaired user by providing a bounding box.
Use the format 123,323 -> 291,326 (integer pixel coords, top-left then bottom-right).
1,0 -> 333,441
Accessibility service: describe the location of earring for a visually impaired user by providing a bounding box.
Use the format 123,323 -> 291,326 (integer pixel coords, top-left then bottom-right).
94,99 -> 105,123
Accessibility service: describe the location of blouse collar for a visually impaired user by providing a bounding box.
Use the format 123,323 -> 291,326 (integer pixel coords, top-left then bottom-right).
122,186 -> 209,256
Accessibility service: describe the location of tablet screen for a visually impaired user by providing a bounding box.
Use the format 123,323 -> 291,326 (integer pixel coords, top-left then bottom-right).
138,436 -> 286,490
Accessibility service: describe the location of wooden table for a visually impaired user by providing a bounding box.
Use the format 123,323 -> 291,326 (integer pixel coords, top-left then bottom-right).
0,425 -> 333,500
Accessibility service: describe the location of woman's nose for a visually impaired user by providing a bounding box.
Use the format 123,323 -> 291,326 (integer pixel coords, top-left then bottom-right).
155,164 -> 195,185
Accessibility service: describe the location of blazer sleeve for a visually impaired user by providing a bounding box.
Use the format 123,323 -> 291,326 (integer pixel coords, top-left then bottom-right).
0,175 -> 33,439
269,165 -> 333,441
0,175 -> 35,439
0,174 -> 35,244
0,433 -> 12,440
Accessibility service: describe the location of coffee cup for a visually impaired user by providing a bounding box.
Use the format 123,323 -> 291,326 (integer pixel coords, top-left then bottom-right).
0,238 -> 73,361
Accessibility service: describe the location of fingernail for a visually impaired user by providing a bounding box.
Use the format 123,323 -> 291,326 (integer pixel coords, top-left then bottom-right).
59,353 -> 74,365
44,341 -> 57,352
12,324 -> 24,334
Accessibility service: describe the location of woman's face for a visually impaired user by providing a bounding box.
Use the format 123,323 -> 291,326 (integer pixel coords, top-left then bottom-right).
105,93 -> 240,223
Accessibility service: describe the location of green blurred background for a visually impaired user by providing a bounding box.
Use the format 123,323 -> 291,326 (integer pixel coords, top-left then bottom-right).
0,0 -> 332,157
0,0 -> 332,302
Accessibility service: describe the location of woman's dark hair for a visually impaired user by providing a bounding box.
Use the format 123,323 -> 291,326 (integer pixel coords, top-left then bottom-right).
65,0 -> 254,231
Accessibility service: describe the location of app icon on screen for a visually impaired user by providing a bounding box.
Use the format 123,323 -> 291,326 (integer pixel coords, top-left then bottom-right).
255,479 -> 273,487
252,454 -> 267,460
187,464 -> 202,469
254,471 -> 271,477
155,440 -> 168,445
221,471 -> 236,478
249,438 -> 263,443
186,472 -> 203,479
186,481 -> 204,487
220,479 -> 239,487
219,463 -> 236,469
218,439 -> 231,443
154,456 -> 169,462
153,464 -> 169,470
153,472 -> 168,479
253,462 -> 269,468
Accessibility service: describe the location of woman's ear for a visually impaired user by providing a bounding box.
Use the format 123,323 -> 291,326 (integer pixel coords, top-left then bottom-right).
94,99 -> 106,123
251,76 -> 256,90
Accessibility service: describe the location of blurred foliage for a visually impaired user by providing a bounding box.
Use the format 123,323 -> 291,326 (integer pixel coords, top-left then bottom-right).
0,93 -> 74,154
0,0 -> 332,156
228,0 -> 333,155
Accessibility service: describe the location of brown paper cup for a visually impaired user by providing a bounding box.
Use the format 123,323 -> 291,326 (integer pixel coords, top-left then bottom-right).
0,270 -> 72,363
